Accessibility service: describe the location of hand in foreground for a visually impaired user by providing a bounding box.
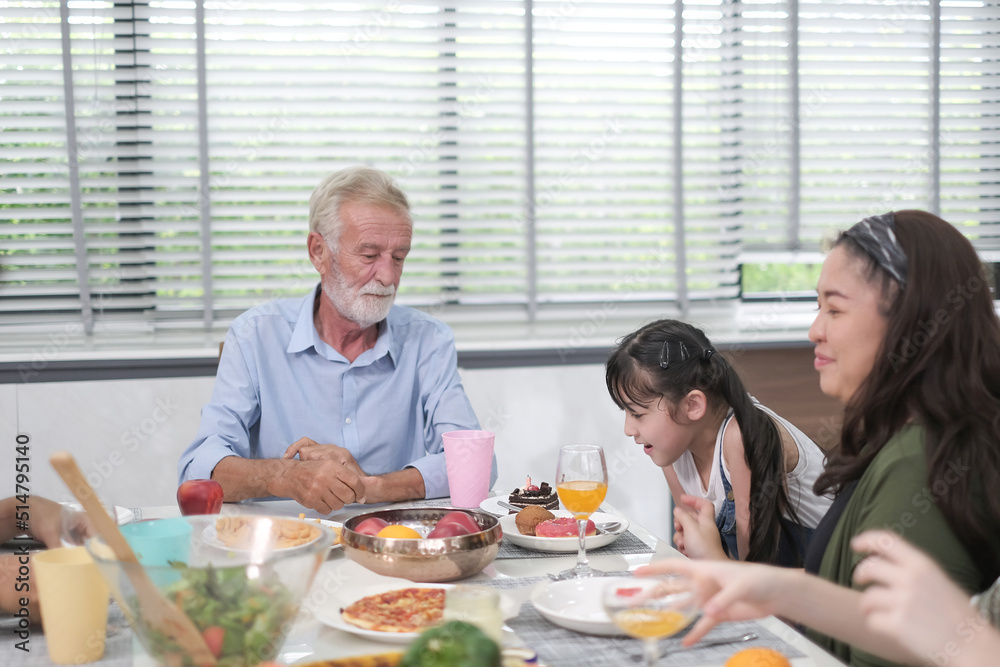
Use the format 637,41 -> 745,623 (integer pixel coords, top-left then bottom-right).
635,557 -> 791,645
24,496 -> 66,548
278,438 -> 368,512
673,494 -> 728,560
852,530 -> 987,663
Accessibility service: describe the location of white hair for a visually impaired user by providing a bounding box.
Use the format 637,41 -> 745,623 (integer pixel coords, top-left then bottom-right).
308,166 -> 411,252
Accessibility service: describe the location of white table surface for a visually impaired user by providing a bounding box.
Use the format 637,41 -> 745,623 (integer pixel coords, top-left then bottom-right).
133,499 -> 846,667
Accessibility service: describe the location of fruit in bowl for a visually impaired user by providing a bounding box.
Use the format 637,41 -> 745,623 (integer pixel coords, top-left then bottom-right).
86,515 -> 333,667
342,507 -> 502,582
427,511 -> 481,538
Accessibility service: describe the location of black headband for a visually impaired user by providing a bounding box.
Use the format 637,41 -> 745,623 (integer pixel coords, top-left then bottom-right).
843,212 -> 907,288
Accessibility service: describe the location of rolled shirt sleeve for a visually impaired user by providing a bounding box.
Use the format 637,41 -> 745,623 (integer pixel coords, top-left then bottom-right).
177,327 -> 262,483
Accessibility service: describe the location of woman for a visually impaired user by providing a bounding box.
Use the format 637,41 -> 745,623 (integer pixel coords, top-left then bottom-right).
605,319 -> 831,565
641,211 -> 1000,667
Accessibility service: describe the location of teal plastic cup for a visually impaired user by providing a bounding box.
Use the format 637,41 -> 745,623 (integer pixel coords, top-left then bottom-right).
121,517 -> 192,585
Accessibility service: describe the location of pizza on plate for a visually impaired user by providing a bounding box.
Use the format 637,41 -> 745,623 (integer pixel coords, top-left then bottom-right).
340,587 -> 446,633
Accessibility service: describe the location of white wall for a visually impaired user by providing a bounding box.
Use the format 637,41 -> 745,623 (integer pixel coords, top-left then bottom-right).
461,365 -> 672,541
0,365 -> 672,541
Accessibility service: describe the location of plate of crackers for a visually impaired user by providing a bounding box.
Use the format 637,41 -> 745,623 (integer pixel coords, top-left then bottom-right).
315,582 -> 518,644
202,515 -> 343,553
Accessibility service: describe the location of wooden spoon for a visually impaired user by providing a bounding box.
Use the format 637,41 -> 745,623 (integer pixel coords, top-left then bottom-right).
50,452 -> 217,666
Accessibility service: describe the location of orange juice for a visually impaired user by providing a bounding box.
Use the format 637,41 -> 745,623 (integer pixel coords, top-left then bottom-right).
612,608 -> 691,639
556,480 -> 608,518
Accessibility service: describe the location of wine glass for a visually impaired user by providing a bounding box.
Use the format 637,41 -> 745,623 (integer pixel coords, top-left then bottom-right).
603,575 -> 699,667
554,444 -> 608,579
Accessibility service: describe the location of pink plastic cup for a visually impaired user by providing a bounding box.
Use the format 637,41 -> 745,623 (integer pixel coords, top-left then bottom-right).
442,430 -> 495,508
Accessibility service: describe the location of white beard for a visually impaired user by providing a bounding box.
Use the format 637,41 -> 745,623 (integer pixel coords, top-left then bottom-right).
321,265 -> 396,329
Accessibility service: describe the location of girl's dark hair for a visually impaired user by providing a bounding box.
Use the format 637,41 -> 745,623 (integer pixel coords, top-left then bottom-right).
605,319 -> 799,564
814,210 -> 1000,587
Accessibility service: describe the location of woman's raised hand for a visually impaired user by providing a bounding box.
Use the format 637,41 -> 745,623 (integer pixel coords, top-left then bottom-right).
636,556 -> 794,645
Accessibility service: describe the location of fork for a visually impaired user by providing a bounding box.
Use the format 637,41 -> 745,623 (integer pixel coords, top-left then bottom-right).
683,632 -> 758,649
629,632 -> 759,661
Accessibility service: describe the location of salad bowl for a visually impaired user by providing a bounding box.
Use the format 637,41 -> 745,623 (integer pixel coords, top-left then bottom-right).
86,514 -> 334,667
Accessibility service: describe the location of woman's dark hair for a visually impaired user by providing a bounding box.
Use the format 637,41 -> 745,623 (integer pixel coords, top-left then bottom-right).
606,319 -> 799,564
815,210 -> 1000,587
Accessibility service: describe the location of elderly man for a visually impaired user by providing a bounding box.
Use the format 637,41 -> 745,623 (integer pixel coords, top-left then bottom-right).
178,166 -> 495,513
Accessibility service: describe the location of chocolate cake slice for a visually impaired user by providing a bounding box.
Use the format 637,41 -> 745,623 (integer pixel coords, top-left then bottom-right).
507,478 -> 559,511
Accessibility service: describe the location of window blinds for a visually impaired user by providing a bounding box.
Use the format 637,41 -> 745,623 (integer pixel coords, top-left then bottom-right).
1,0 -> 997,337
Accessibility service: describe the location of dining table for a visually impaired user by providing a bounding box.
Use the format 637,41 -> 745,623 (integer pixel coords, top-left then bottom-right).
10,497 -> 846,667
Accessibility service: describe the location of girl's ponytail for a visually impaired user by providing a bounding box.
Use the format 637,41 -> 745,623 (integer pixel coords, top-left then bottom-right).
705,352 -> 800,564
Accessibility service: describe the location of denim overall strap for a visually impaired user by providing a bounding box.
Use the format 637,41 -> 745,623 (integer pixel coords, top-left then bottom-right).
714,412 -> 739,560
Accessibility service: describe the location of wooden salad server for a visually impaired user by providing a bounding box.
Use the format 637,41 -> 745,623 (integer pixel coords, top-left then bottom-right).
49,452 -> 217,666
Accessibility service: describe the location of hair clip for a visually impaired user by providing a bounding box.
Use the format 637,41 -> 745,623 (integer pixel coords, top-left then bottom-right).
703,348 -> 715,362
659,340 -> 691,369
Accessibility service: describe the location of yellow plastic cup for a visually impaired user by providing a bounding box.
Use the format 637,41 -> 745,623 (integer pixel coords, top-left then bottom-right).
34,546 -> 110,664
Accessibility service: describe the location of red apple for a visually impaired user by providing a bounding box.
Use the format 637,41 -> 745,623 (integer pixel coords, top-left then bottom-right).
427,521 -> 472,538
176,479 -> 224,516
353,517 -> 389,536
430,510 -> 481,536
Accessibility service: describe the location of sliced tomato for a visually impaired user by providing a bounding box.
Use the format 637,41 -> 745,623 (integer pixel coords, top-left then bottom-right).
201,626 -> 225,658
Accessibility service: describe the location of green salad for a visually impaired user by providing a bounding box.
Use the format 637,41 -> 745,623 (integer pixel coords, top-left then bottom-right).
138,564 -> 296,667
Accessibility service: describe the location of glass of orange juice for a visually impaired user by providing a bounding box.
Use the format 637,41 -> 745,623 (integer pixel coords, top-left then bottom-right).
554,444 -> 608,579
602,575 -> 698,666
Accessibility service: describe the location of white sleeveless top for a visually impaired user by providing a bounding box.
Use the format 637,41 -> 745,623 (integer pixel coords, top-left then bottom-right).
671,396 -> 832,529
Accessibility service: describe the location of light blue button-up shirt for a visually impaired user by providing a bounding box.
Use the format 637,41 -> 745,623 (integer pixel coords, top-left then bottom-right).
178,285 -> 494,500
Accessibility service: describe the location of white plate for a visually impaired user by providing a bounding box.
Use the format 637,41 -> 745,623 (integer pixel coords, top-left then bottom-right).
303,518 -> 343,550
531,577 -> 633,636
201,517 -> 340,553
479,495 -> 560,516
499,511 -> 628,553
315,582 -> 519,644
114,507 -> 135,525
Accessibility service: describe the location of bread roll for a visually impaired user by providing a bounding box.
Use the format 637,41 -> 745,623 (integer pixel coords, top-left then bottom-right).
514,506 -> 555,535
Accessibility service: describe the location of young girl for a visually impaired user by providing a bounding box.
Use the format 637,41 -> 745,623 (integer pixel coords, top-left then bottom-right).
605,319 -> 832,565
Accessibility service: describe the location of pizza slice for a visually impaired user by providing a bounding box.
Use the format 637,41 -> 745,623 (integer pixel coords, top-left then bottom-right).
341,587 -> 446,633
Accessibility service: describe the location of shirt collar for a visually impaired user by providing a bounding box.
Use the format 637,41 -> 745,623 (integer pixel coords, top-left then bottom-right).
286,283 -> 399,367
287,285 -> 322,355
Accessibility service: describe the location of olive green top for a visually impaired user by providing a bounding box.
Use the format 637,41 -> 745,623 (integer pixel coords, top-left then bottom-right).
809,424 -> 996,667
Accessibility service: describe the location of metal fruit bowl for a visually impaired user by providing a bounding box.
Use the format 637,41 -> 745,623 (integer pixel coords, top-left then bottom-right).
342,507 -> 502,582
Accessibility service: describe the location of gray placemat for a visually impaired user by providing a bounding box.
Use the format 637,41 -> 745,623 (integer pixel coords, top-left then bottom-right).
497,530 -> 654,559
8,601 -> 133,667
507,605 -> 805,667
403,498 -> 460,508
